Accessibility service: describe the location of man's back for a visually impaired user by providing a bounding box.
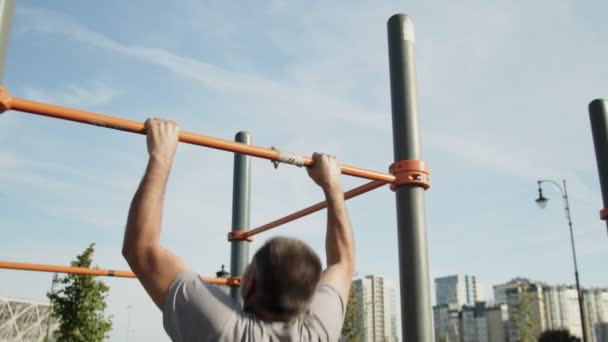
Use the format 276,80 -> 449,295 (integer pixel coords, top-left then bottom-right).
163,271 -> 345,342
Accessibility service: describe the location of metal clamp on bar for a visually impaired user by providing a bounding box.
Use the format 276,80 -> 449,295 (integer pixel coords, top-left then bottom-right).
226,277 -> 242,287
389,160 -> 430,191
228,231 -> 253,242
601,208 -> 608,220
270,147 -> 305,169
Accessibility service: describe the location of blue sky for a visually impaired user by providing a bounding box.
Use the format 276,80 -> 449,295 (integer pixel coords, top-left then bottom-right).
1,1 -> 607,341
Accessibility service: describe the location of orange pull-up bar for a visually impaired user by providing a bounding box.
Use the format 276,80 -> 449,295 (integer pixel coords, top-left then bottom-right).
0,260 -> 241,286
0,86 -> 396,184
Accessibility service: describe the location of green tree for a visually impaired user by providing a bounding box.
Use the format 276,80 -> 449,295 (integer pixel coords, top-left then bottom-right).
341,287 -> 364,342
538,329 -> 580,342
515,283 -> 537,342
47,243 -> 112,342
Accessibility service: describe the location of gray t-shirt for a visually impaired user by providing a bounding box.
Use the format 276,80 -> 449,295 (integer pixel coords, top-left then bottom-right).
163,271 -> 345,342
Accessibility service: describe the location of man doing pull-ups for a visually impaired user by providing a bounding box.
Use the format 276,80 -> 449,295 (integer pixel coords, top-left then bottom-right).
122,118 -> 355,341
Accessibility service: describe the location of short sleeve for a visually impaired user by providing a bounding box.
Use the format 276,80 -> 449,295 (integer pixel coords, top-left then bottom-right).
163,271 -> 240,342
308,282 -> 346,341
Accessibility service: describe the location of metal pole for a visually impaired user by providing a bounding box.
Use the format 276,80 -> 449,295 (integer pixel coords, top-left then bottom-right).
562,180 -> 589,342
229,131 -> 252,303
387,14 -> 432,342
0,0 -> 14,81
588,99 -> 608,234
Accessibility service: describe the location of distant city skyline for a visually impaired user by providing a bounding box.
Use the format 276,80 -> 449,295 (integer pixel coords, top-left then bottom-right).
433,273 -> 608,342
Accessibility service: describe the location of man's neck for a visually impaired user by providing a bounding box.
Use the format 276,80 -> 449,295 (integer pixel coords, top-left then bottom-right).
248,306 -> 299,323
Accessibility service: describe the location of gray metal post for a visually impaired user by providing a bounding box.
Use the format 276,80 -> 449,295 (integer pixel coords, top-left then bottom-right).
387,14 -> 433,341
0,0 -> 14,81
562,180 -> 588,342
588,99 -> 608,234
229,131 -> 252,303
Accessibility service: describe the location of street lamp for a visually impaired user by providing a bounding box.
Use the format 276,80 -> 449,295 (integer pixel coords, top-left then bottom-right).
535,179 -> 588,342
216,265 -> 230,296
535,185 -> 549,209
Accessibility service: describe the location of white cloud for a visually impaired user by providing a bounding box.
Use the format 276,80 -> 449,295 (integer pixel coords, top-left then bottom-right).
22,82 -> 119,108
18,7 -> 389,134
17,5 -> 386,131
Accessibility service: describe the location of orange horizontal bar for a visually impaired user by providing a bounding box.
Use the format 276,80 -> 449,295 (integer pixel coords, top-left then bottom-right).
244,180 -> 386,238
0,87 -> 396,184
0,261 -> 239,286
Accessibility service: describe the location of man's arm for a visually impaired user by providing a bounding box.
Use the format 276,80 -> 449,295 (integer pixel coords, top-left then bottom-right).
307,153 -> 355,304
122,118 -> 187,309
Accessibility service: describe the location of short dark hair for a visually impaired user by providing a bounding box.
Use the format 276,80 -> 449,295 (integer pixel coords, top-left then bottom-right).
251,236 -> 322,319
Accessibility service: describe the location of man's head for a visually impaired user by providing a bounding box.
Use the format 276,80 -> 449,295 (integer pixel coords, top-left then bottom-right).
241,236 -> 322,321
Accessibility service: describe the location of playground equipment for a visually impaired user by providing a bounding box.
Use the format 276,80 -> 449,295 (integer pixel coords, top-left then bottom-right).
0,3 -> 435,340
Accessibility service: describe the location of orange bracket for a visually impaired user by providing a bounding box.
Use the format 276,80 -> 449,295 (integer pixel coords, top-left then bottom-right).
601,208 -> 608,220
227,231 -> 253,242
389,160 -> 430,191
226,276 -> 242,286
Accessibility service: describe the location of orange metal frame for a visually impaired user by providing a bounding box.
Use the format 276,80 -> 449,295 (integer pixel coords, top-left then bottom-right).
0,261 -> 241,286
0,86 -> 430,284
229,161 -> 430,241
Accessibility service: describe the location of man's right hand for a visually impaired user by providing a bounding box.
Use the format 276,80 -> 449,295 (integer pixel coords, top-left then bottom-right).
307,152 -> 342,192
123,117 -> 187,310
145,118 -> 180,167
308,152 -> 353,309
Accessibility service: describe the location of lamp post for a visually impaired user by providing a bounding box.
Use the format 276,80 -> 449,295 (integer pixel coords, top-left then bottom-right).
216,264 -> 230,296
535,179 -> 588,342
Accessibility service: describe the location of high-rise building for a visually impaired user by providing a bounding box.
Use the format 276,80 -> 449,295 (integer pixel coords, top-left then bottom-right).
492,277 -> 531,305
485,304 -> 508,342
543,285 -> 583,338
351,275 -> 398,342
433,301 -> 506,342
433,304 -> 460,342
436,274 -> 482,307
594,322 -> 608,342
505,282 -> 547,342
460,303 -> 489,342
583,288 -> 608,342
460,305 -> 477,342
